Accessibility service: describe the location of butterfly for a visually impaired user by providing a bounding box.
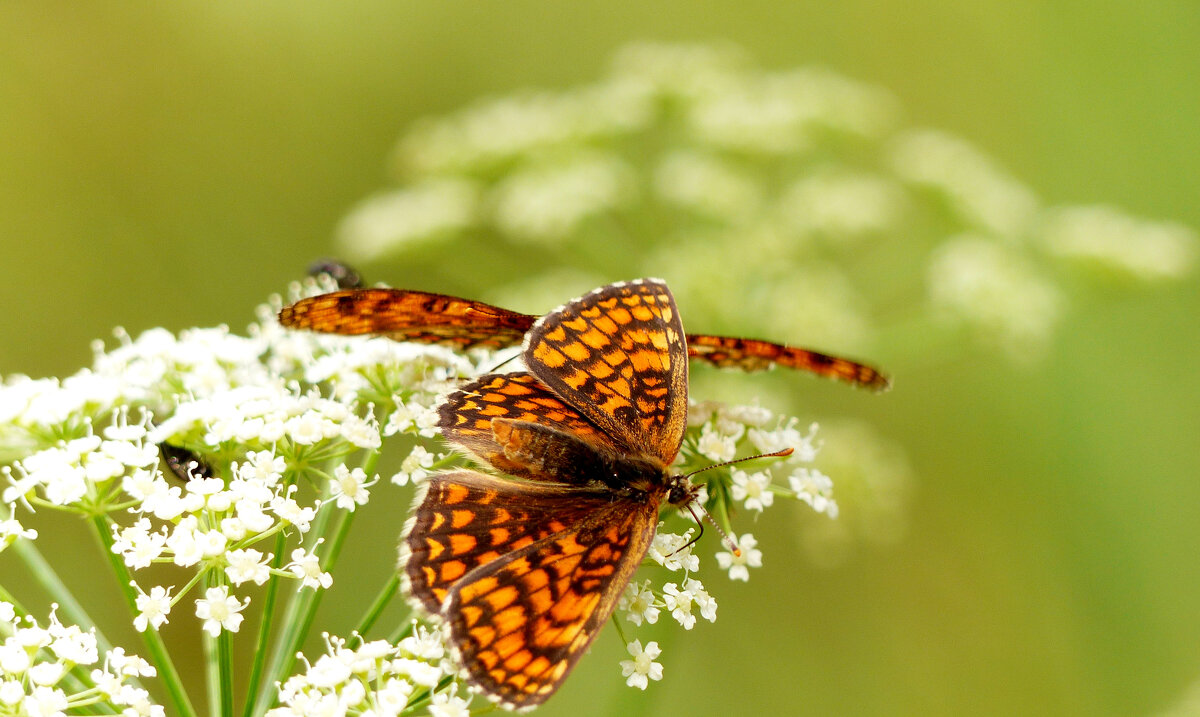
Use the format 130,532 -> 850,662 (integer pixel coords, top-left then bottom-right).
278,282 -> 889,391
278,276 -> 888,708
395,278 -> 701,709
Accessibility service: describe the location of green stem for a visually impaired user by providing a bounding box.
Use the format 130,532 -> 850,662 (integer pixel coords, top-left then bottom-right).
7,520 -> 117,656
247,500 -> 333,717
204,616 -> 218,717
354,573 -> 400,639
91,515 -> 198,717
248,503 -> 358,716
239,530 -> 287,717
217,626 -> 235,717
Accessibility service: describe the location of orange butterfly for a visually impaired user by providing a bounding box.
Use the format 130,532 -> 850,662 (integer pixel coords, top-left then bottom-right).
280,278 -> 887,708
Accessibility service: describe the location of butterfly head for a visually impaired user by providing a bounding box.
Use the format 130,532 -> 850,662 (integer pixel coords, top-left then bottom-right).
665,473 -> 702,508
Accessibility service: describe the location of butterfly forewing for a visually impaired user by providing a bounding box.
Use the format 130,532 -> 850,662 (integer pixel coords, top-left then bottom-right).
686,334 -> 891,391
278,288 -> 535,350
522,279 -> 689,465
279,287 -> 889,388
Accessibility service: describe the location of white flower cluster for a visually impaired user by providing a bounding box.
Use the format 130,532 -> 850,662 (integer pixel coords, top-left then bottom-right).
268,628 -> 470,717
604,398 -> 834,690
0,604 -> 162,717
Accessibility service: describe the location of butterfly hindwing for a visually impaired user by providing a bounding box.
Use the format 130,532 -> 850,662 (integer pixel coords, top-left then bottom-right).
437,372 -> 625,481
522,279 -> 689,465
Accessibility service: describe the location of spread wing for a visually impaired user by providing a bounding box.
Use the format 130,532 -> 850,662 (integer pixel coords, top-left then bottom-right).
279,287 -> 889,388
522,279 -> 688,465
437,371 -> 625,482
686,334 -> 891,391
277,288 -> 535,350
400,470 -> 661,709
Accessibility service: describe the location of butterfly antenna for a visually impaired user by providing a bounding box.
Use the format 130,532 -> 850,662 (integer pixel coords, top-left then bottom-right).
484,352 -> 521,373
679,447 -> 794,558
683,447 -> 794,480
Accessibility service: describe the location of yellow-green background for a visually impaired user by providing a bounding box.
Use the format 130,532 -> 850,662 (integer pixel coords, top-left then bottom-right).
2,3 -> 1199,716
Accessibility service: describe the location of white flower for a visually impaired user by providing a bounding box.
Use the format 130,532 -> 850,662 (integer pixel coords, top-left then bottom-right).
272,495 -> 316,533
695,423 -> 737,463
27,662 -> 63,686
24,686 -> 69,716
0,679 -> 23,705
194,586 -> 249,637
225,548 -> 271,586
662,582 -> 699,629
428,688 -> 472,717
1040,204 -> 1197,281
335,179 -> 478,261
47,619 -> 98,664
927,235 -> 1063,360
330,465 -> 374,511
715,533 -> 763,582
0,506 -> 37,550
683,578 -> 717,622
397,625 -> 444,661
392,445 -> 436,486
619,640 -> 663,690
889,128 -> 1038,239
789,468 -> 838,518
392,658 -> 442,688
748,419 -> 820,462
618,580 -> 660,626
647,530 -> 699,572
287,548 -> 332,590
133,585 -> 173,632
491,153 -> 633,243
238,450 -> 286,485
730,469 -> 774,512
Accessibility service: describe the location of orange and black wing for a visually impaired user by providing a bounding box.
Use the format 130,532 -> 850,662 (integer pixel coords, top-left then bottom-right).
281,287 -> 889,387
278,288 -> 535,350
686,334 -> 891,391
438,372 -> 625,482
401,470 -> 661,709
522,279 -> 689,465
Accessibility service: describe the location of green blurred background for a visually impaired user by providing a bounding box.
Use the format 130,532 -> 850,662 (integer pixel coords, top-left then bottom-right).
2,2 -> 1199,716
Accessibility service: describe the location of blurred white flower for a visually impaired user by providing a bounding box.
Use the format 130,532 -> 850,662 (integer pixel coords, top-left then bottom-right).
927,235 -> 1064,360
1040,204 -> 1197,281
491,153 -> 634,243
335,179 -> 479,261
889,129 -> 1039,239
619,640 -> 664,690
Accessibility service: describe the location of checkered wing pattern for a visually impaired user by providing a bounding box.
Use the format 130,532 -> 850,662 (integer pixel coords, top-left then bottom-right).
686,334 -> 891,391
523,279 -> 689,465
279,287 -> 889,389
401,470 -> 662,709
277,288 -> 535,350
437,372 -> 623,482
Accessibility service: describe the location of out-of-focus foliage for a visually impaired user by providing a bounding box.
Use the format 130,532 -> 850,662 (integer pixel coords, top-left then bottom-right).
2,4 -> 1199,716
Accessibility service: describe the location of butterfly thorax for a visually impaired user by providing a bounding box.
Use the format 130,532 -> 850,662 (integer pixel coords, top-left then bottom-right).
491,416 -> 683,497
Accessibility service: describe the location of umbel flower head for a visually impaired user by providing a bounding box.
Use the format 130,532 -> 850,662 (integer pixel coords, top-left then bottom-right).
0,274 -> 840,714
336,41 -> 1195,368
